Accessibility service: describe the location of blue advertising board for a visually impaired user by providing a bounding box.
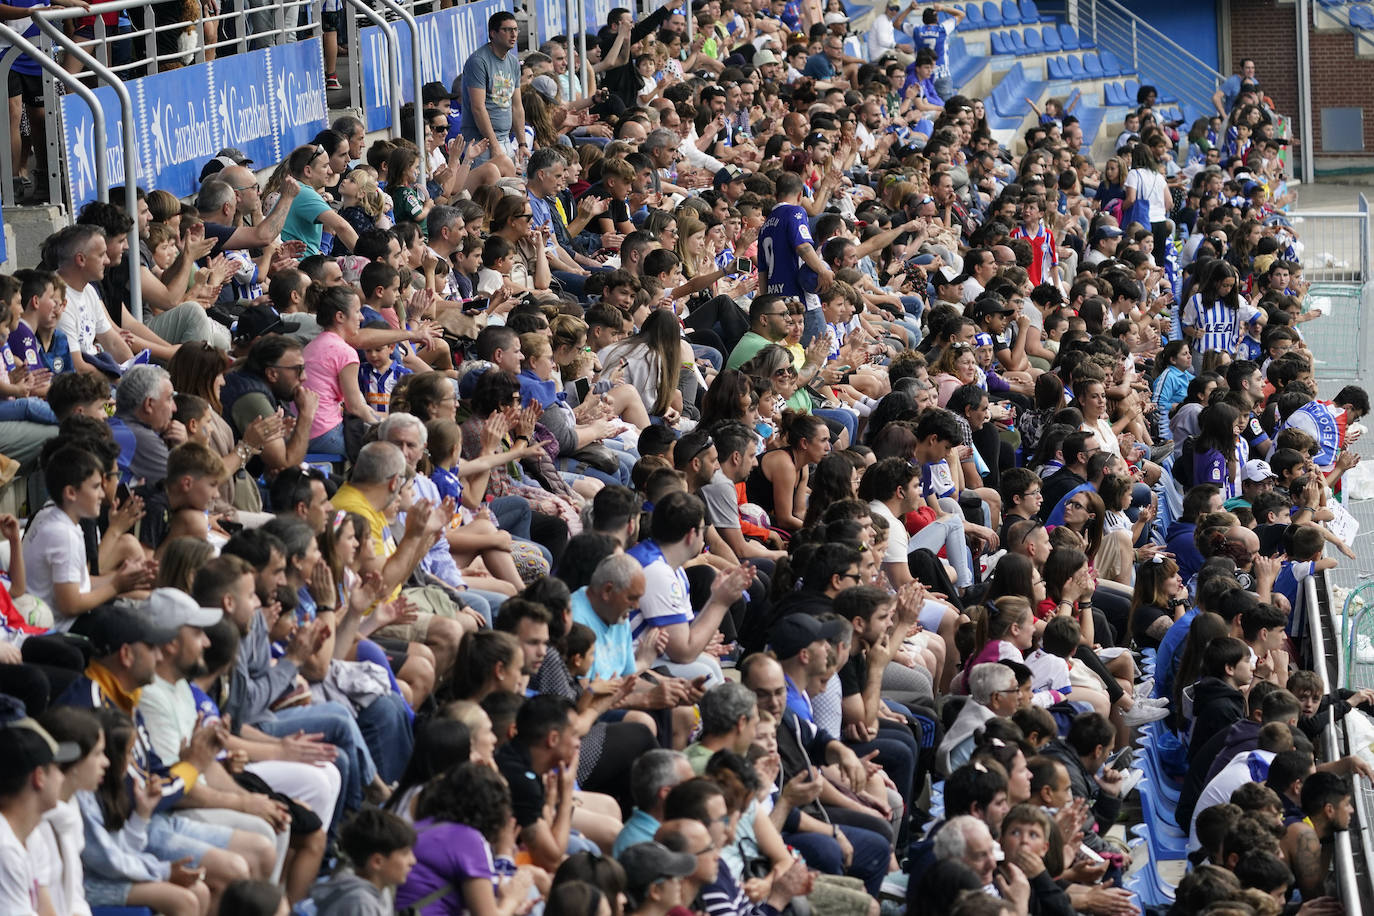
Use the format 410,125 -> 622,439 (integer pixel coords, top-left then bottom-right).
59,38 -> 328,209
359,0 -> 508,131
534,0 -> 567,46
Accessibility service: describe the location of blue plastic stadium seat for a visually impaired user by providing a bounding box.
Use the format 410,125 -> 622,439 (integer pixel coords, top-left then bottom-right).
989,30 -> 1006,53
983,0 -> 1002,25
1024,26 -> 1043,50
1020,0 -> 1044,21
1042,24 -> 1061,50
1002,0 -> 1022,23
1008,29 -> 1026,52
1058,22 -> 1080,49
1067,54 -> 1087,79
1124,77 -> 1140,100
1047,55 -> 1066,78
1099,48 -> 1124,75
1082,51 -> 1104,77
1351,3 -> 1374,26
964,2 -> 984,28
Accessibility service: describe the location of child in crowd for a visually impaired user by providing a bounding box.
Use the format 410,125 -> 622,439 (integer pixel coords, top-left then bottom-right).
358,324 -> 413,417
311,806 -> 417,915
6,268 -> 70,376
0,273 -> 57,423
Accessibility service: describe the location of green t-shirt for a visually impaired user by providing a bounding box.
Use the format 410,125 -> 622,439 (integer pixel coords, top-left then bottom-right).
282,185 -> 330,255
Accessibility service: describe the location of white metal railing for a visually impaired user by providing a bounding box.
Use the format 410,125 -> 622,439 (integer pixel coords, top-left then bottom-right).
1285,194 -> 1372,286
1075,0 -> 1223,123
1310,574 -> 1369,916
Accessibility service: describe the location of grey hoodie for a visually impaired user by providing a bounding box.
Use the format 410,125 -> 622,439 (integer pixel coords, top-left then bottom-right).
310,871 -> 391,916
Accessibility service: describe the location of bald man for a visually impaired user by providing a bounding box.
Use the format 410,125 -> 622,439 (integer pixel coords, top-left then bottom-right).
198,166 -> 300,256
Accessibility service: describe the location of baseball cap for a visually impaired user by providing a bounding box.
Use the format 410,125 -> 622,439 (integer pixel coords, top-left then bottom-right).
530,75 -> 559,103
199,155 -> 240,183
973,332 -> 995,348
80,603 -> 181,657
714,165 -> 747,187
620,842 -> 698,891
1241,459 -> 1277,483
1090,225 -> 1123,243
936,266 -> 961,286
969,297 -> 1015,320
823,11 -> 847,24
232,305 -> 302,345
0,696 -> 80,780
753,49 -> 779,66
216,147 -> 252,166
769,614 -> 846,659
907,252 -> 936,267
143,588 -> 223,638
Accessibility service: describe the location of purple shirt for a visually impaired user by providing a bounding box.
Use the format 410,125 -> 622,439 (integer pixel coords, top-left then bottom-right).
394,819 -> 496,915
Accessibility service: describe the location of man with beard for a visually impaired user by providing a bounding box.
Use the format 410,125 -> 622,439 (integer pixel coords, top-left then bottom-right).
219,333 -> 321,473
135,588 -> 303,885
1279,768 -> 1354,899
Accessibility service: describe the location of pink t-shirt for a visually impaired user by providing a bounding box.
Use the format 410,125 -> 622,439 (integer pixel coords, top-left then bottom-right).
303,330 -> 358,439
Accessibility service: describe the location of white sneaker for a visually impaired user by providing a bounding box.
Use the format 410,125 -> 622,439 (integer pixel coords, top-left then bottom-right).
879,872 -> 909,899
1137,695 -> 1170,706
1122,703 -> 1169,727
1118,768 -> 1145,797
1135,677 -> 1155,696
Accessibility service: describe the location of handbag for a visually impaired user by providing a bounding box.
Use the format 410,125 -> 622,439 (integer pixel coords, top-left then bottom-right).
1122,168 -> 1154,230
565,443 -> 619,475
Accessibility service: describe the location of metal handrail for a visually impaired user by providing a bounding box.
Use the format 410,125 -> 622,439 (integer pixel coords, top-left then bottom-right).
31,10 -> 143,322
342,0 -> 402,134
1338,581 -> 1374,688
1083,0 -> 1223,118
373,0 -> 426,186
1308,575 -> 1366,916
1090,0 -> 1224,82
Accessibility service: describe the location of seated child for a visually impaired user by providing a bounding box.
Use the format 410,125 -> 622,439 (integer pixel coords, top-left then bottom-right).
0,273 -> 57,423
6,268 -> 71,377
358,323 -> 413,417
311,806 -> 417,915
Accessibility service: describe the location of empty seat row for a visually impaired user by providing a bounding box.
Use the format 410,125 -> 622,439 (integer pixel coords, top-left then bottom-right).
991,26 -> 1101,57
956,0 -> 1051,29
1038,50 -> 1128,81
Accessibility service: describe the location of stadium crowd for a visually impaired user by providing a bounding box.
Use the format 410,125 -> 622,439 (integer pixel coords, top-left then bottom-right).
0,2 -> 1366,916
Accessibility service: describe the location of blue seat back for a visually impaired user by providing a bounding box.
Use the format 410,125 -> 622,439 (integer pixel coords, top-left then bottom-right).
1100,48 -> 1123,75
1058,22 -> 1079,49
965,2 -> 984,25
983,0 -> 1002,24
1021,0 -> 1041,20
1067,54 -> 1086,78
1008,29 -> 1026,52
1082,51 -> 1103,76
1042,24 -> 1061,49
1024,26 -> 1042,50
1001,0 -> 1021,22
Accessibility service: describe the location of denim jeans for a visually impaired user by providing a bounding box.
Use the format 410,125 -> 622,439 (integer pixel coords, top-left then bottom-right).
308,423 -> 346,457
786,823 -> 891,895
259,701 -> 376,822
355,692 -> 413,785
802,306 -> 826,346
813,407 -> 857,446
459,587 -> 510,626
0,397 -> 56,425
908,497 -> 973,588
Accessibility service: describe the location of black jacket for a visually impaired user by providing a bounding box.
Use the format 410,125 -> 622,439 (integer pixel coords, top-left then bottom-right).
1187,677 -> 1246,763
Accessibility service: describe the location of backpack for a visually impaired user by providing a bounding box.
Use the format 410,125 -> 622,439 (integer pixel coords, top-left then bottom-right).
1123,168 -> 1155,230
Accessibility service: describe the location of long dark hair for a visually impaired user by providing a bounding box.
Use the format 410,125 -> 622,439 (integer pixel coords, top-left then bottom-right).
1173,611 -> 1228,711
1195,402 -> 1240,455
96,708 -> 135,831
386,717 -> 471,813
604,310 -> 681,416
803,453 -> 859,529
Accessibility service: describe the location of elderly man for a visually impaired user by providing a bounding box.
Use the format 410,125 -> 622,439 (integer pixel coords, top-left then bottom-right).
377,412 -> 514,627
684,682 -> 758,773
937,662 -> 1019,774
614,749 -> 695,855
571,553 -> 704,737
110,364 -> 185,485
425,206 -> 467,301
931,815 -> 1000,891
330,441 -> 464,675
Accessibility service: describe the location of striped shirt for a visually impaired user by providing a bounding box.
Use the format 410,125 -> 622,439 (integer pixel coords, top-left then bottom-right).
1181,292 -> 1239,356
1010,220 -> 1058,286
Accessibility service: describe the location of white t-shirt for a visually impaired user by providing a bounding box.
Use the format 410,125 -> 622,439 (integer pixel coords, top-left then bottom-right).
137,674 -> 201,765
59,283 -> 112,355
869,501 -> 908,564
1189,749 -> 1276,850
867,14 -> 896,59
22,505 -> 91,630
1124,167 -> 1168,223
0,811 -> 39,916
27,798 -> 89,916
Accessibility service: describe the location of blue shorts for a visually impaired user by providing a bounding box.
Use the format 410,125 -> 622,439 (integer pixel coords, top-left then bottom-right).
147,812 -> 234,865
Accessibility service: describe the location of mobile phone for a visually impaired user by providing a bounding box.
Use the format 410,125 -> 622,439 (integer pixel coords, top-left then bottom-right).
571,376 -> 590,403
734,256 -> 754,274
1077,844 -> 1106,865
464,297 -> 489,315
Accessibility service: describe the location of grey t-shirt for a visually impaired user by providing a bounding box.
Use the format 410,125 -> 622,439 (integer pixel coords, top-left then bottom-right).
701,470 -> 741,530
459,43 -> 519,142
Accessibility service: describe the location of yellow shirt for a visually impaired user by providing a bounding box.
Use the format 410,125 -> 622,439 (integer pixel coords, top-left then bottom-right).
331,483 -> 401,601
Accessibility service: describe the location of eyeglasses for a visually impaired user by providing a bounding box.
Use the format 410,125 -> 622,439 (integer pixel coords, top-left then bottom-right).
515,212 -> 534,220
762,310 -> 790,318
1066,501 -> 1086,510
838,572 -> 862,582
773,367 -> 798,378
430,124 -> 448,133
270,363 -> 306,374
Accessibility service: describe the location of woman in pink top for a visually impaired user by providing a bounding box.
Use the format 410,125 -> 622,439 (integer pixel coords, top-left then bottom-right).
303,287 -> 379,454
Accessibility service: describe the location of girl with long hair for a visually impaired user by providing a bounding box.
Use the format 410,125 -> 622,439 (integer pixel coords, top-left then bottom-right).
1181,259 -> 1242,362
1192,402 -> 1242,499
598,309 -> 697,420
1128,555 -> 1188,649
